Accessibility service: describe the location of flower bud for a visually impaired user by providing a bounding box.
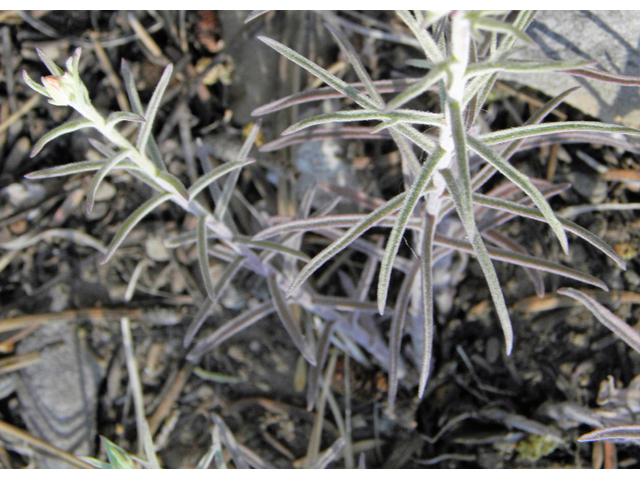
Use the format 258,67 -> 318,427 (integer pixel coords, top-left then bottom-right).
41,72 -> 76,106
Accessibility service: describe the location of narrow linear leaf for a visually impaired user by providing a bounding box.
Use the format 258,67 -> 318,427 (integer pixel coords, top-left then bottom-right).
480,121 -> 640,145
385,63 -> 448,112
156,171 -> 189,200
245,10 -> 269,23
562,67 -> 640,86
197,216 -> 217,301
31,119 -> 93,157
286,192 -> 406,297
268,274 -> 317,365
105,111 -> 145,130
307,320 -> 338,411
466,59 -> 593,78
435,234 -> 608,290
394,124 -> 438,154
324,22 -> 384,108
579,425 -> 640,443
234,237 -> 310,262
469,15 -> 533,45
136,63 -> 173,152
22,70 -> 50,97
258,36 -> 378,110
184,255 -> 245,348
378,147 -> 445,314
187,302 -> 275,362
36,46 -> 64,76
558,288 -> 640,354
101,437 -> 135,469
389,129 -> 421,177
188,159 -> 255,199
472,193 -> 626,269
251,78 -> 419,116
418,212 -> 437,398
282,110 -> 444,136
101,192 -> 172,264
86,151 -> 129,213
389,261 -> 419,407
213,122 -> 260,221
396,10 -> 444,62
25,159 -> 138,179
121,59 -> 145,116
260,126 -> 389,152
467,135 -> 569,254
442,169 -> 513,355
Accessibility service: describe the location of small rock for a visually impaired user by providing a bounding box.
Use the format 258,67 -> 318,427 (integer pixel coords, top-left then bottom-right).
145,235 -> 170,262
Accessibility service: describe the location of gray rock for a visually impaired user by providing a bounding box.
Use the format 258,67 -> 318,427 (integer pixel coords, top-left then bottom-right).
498,11 -> 640,130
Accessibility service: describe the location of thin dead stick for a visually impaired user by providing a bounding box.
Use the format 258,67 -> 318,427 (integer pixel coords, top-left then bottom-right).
90,31 -> 130,112
0,95 -> 39,136
0,308 -> 143,334
148,363 -> 192,436
0,351 -> 40,375
120,317 -> 147,459
0,419 -> 95,469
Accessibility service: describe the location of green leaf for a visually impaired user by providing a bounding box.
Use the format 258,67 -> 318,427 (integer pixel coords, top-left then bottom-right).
466,59 -> 594,78
468,14 -> 534,45
258,36 -> 378,110
388,261 -> 419,407
136,63 -> 173,153
197,216 -> 217,302
480,121 -> 640,145
467,135 -> 569,254
79,456 -> 114,469
25,159 -> 136,179
86,151 -> 129,213
101,436 -> 135,469
282,109 -> 444,135
472,193 -> 626,269
156,171 -> 189,200
396,10 -> 444,62
559,288 -> 640,354
105,111 -> 145,130
418,212 -> 437,398
101,192 -> 172,264
214,121 -> 260,221
286,193 -> 406,297
268,274 -> 317,365
384,62 -> 448,112
36,46 -> 64,76
442,168 -> 513,355
188,159 -> 255,199
562,67 -> 640,86
30,119 -> 93,157
377,147 -> 445,314
324,22 -> 384,108
234,236 -> 310,262
22,70 -> 51,97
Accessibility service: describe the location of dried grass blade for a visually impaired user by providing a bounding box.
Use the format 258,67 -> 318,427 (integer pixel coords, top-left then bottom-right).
579,425 -> 640,443
307,320 -> 338,411
378,147 -> 445,314
187,302 -> 275,362
101,192 -> 172,264
558,288 -> 640,354
268,274 -> 317,365
312,437 -> 346,469
210,413 -> 249,469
